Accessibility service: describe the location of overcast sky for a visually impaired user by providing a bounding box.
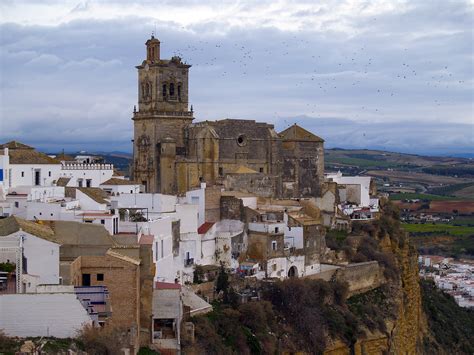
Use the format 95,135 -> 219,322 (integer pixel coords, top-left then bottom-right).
0,0 -> 472,156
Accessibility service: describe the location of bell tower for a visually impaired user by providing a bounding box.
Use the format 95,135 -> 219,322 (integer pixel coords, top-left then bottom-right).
132,35 -> 194,193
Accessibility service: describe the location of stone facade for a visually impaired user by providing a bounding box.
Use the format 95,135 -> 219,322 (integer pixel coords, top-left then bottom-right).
132,37 -> 325,198
70,246 -> 154,348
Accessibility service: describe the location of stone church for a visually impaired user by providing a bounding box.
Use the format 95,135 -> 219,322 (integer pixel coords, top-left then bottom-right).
132,36 -> 325,197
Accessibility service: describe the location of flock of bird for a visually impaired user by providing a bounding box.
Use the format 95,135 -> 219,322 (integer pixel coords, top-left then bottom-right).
167,34 -> 462,123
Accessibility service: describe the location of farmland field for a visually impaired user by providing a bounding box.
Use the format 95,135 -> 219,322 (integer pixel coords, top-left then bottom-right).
402,223 -> 474,237
389,193 -> 454,201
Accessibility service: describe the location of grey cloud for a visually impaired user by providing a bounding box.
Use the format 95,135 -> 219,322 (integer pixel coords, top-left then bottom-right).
0,1 -> 472,156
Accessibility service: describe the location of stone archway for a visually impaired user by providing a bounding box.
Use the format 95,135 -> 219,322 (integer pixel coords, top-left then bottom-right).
288,266 -> 298,278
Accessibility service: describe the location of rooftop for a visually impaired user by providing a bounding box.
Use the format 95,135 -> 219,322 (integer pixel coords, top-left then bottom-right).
0,141 -> 61,164
101,177 -> 139,186
279,124 -> 324,143
197,222 -> 215,235
155,281 -> 181,290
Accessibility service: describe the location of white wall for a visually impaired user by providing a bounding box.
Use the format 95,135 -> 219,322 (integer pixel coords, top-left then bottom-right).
283,213 -> 304,249
60,163 -> 114,187
266,255 -> 305,279
183,183 -> 206,226
144,218 -> 176,283
173,204 -> 199,234
10,164 -> 62,188
111,193 -> 177,214
0,294 -> 93,338
2,231 -> 60,285
76,189 -> 107,211
0,149 -> 10,196
100,183 -> 141,195
248,221 -> 285,234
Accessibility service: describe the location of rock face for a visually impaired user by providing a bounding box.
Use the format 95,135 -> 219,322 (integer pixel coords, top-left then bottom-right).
324,231 -> 426,355
388,241 -> 426,354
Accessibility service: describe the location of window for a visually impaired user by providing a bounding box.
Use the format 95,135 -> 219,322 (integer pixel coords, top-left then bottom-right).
21,171 -> 24,177
237,134 -> 247,146
100,219 -> 105,225
86,179 -> 92,188
14,202 -> 19,208
130,190 -> 133,193
275,227 -> 279,233
97,273 -> 104,281
259,167 -> 264,173
162,84 -> 167,98
34,170 -> 40,185
178,85 -> 181,100
169,83 -> 175,96
219,167 -> 223,176
82,273 -> 91,286
155,241 -> 158,261
48,171 -> 51,177
78,179 -> 83,187
271,241 -> 277,251
272,264 -> 277,271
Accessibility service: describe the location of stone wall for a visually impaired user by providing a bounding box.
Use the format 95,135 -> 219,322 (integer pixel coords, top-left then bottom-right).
307,261 -> 384,295
220,196 -> 244,221
70,255 -> 141,335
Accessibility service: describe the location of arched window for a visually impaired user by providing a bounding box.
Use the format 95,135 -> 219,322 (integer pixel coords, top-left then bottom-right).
162,84 -> 167,99
177,85 -> 181,100
169,83 -> 175,96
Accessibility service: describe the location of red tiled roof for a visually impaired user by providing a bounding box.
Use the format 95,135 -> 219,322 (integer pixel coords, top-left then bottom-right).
139,234 -> 154,245
198,222 -> 215,235
155,282 -> 181,290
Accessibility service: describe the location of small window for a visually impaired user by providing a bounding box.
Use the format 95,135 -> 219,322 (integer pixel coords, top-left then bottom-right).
272,264 -> 277,271
169,83 -> 175,96
237,134 -> 247,146
178,85 -> 181,100
14,202 -> 19,208
97,273 -> 104,281
86,179 -> 92,188
100,219 -> 105,225
271,241 -> 277,251
130,190 -> 133,193
21,171 -> 24,177
50,213 -> 53,217
78,179 -> 83,187
48,171 -> 51,177
162,84 -> 167,98
39,212 -> 42,216
275,227 -> 279,233
259,167 -> 264,173
218,167 -> 223,176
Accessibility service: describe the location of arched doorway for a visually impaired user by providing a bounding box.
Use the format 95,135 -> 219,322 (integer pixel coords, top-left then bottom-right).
288,266 -> 298,278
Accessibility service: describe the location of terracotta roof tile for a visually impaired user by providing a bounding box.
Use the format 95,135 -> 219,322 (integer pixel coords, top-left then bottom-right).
198,222 -> 215,235
155,282 -> 181,290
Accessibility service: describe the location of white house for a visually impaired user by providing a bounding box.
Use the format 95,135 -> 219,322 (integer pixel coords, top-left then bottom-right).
0,216 -> 61,292
0,141 -> 115,193
100,178 -> 141,195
